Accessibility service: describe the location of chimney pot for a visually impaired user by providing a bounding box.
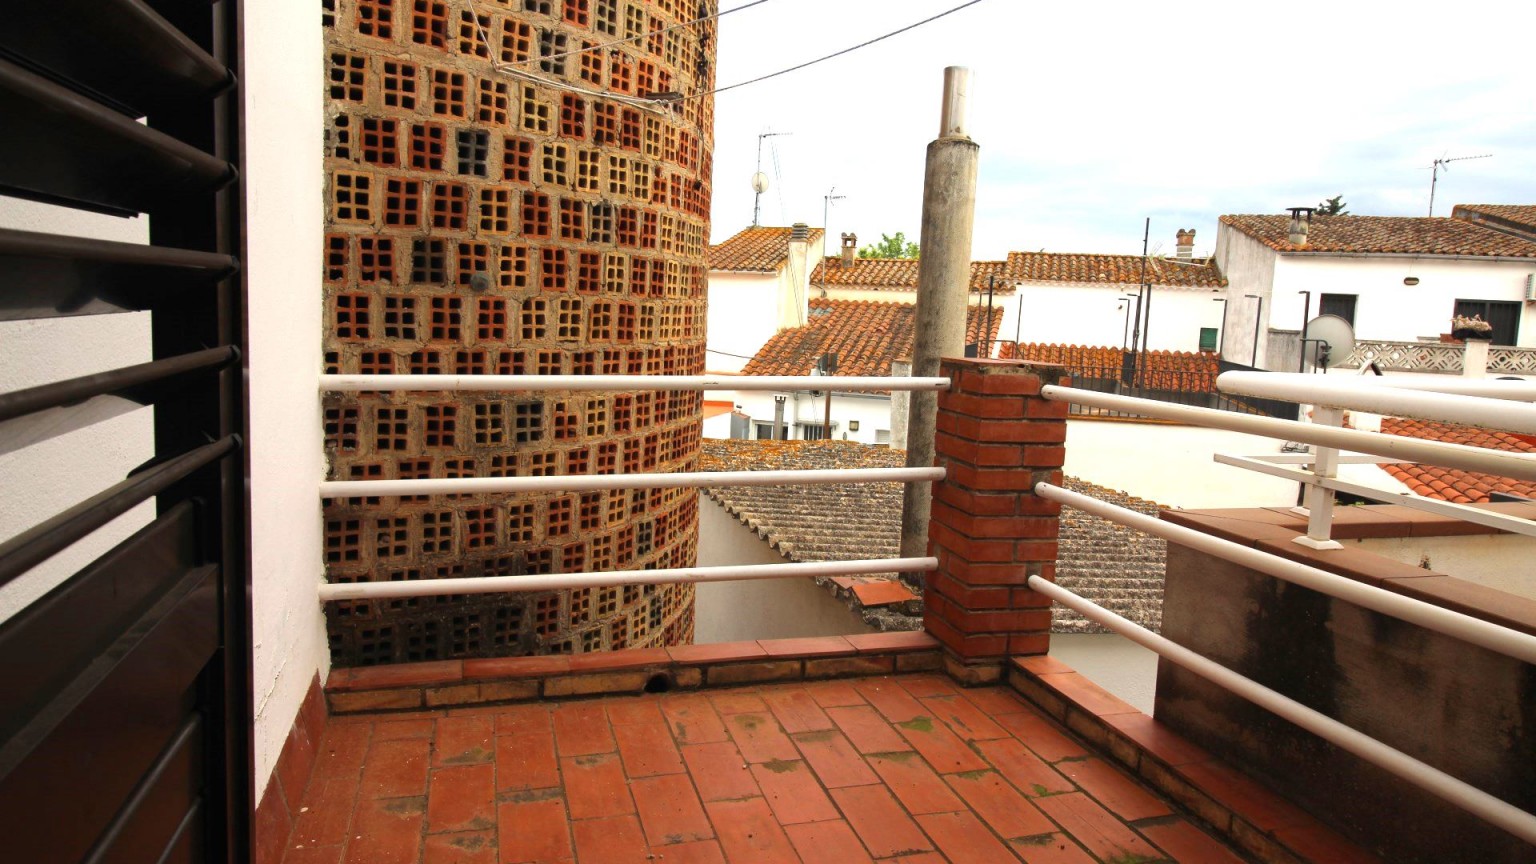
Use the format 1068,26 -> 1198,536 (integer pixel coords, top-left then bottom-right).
1286,207 -> 1314,248
841,232 -> 857,266
1175,228 -> 1195,260
790,222 -> 809,242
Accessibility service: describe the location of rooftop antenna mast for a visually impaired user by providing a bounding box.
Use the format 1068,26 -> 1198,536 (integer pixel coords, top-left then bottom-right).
1427,153 -> 1491,216
820,187 -> 845,297
752,131 -> 791,226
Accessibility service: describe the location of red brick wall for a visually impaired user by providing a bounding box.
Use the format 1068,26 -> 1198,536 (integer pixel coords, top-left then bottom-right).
924,358 -> 1069,666
321,0 -> 714,664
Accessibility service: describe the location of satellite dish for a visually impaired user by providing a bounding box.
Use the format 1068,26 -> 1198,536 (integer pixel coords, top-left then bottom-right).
1302,314 -> 1355,371
750,171 -> 770,194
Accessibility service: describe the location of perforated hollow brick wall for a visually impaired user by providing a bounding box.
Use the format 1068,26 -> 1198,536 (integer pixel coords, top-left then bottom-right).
322,0 -> 713,666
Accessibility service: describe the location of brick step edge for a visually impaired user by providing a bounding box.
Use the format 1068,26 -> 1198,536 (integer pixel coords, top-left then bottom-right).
1006,655 -> 1384,864
323,631 -> 943,714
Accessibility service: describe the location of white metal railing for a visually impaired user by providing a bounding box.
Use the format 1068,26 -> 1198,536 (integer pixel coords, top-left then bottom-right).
1035,377 -> 1536,842
317,373 -> 946,601
1027,569 -> 1536,845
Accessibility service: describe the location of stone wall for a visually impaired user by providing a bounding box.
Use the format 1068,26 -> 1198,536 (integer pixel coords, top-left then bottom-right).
320,0 -> 713,664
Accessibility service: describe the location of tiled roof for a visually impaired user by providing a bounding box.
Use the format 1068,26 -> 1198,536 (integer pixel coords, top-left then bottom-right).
709,225 -> 825,272
700,439 -> 1167,633
1001,343 -> 1220,392
809,257 -> 1015,293
740,299 -> 1004,378
1004,252 -> 1226,289
1220,214 -> 1536,257
1378,417 -> 1536,503
1452,204 -> 1536,242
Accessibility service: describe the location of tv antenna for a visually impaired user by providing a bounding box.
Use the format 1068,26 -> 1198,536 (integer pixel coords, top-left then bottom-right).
752,131 -> 791,226
820,187 -> 846,297
1427,153 -> 1491,216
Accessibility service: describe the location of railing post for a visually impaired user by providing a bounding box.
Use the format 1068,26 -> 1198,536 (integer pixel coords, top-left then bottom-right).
925,358 -> 1069,684
1295,405 -> 1344,550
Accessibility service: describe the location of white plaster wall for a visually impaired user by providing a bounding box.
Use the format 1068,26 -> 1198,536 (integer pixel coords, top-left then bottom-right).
1063,420 -> 1300,508
694,498 -> 872,642
1214,228 -> 1279,367
0,195 -> 155,622
706,272 -> 781,373
1356,534 -> 1536,601
1012,282 -> 1226,354
244,4 -> 328,802
705,389 -> 895,445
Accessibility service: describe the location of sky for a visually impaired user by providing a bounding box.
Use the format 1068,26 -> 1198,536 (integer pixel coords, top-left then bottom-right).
706,0 -> 1536,260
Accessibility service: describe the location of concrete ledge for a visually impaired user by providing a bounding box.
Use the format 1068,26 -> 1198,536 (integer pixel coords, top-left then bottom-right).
1006,656 -> 1383,864
325,633 -> 943,714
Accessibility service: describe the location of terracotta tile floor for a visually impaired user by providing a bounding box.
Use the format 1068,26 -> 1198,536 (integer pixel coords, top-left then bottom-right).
282,674 -> 1248,863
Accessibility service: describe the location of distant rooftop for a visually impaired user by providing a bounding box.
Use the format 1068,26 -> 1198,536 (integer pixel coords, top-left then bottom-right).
1220,213 -> 1536,257
741,298 -> 1003,378
1379,416 -> 1536,503
1004,251 -> 1225,289
809,257 -> 1014,293
1451,204 -> 1536,243
701,439 -> 1168,633
709,225 -> 826,272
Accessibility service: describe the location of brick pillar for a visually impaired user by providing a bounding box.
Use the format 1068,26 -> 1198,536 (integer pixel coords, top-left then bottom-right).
924,358 -> 1068,684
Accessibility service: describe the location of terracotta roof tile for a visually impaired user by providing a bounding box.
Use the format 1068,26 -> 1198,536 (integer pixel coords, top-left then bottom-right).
1002,343 -> 1220,392
809,257 -> 1014,293
1451,204 -> 1536,242
709,225 -> 825,272
741,298 -> 1004,378
1220,214 -> 1536,257
1379,417 -> 1536,503
1004,252 -> 1225,289
700,439 -> 1167,633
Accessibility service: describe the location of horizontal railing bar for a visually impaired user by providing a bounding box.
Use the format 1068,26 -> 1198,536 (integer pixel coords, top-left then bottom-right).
0,227 -> 237,273
1041,385 -> 1536,483
1027,575 -> 1536,845
1323,373 -> 1536,402
1214,454 -> 1536,539
0,346 -> 237,424
1034,482 -> 1536,666
320,466 -> 945,499
1218,372 -> 1536,433
319,374 -> 951,393
0,436 -> 237,587
320,557 -> 937,601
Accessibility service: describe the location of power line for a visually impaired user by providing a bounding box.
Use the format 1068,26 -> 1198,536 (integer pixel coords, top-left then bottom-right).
677,0 -> 989,102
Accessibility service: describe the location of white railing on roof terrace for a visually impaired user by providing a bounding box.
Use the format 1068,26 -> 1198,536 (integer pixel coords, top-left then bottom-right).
1032,374 -> 1536,844
314,373 -> 947,601
1340,339 -> 1536,375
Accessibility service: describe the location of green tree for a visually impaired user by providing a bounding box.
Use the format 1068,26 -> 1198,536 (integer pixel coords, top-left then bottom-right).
1315,195 -> 1350,216
858,232 -> 920,259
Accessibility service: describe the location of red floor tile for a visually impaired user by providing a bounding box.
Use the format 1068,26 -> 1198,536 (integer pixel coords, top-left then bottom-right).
804,680 -> 867,709
854,679 -> 927,723
291,777 -> 359,848
653,840 -> 726,864
1006,834 -> 1097,863
492,704 -> 550,737
361,737 -> 432,799
570,814 -> 650,864
613,719 -> 684,777
313,723 -> 371,782
826,705 -> 913,755
920,694 -> 1010,741
426,764 -> 495,834
943,770 -> 1055,839
895,675 -> 960,699
496,798 -> 572,864
958,687 -> 1030,716
561,753 -> 633,820
376,719 -> 436,741
832,785 -> 934,858
681,741 -> 760,802
792,730 -> 880,788
895,715 -> 990,774
495,731 -> 560,794
631,773 -> 715,847
1140,819 -> 1248,864
784,820 -> 875,864
891,854 -> 947,864
867,753 -> 965,815
604,698 -> 664,727
915,810 -> 1022,863
1056,757 -> 1173,822
750,760 -> 841,825
992,710 -> 1088,763
1033,792 -> 1164,862
345,796 -> 425,864
705,797 -> 800,864
972,738 -> 1073,797
282,846 -> 344,864
660,695 -> 729,745
550,703 -> 615,758
709,690 -> 768,715
725,711 -> 800,763
423,831 -> 495,864
434,717 -> 494,766
762,689 -> 835,733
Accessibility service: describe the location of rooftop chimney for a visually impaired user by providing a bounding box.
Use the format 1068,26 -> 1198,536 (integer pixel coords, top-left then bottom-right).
1287,207 -> 1315,247
790,223 -> 810,242
841,232 -> 857,266
1175,228 -> 1195,260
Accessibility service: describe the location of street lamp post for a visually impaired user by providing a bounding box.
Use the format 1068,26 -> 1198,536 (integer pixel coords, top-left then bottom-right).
1245,294 -> 1263,367
1212,295 -> 1228,354
1120,295 -> 1138,349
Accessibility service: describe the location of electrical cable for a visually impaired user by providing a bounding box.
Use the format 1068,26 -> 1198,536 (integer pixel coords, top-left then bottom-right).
675,0 -> 989,102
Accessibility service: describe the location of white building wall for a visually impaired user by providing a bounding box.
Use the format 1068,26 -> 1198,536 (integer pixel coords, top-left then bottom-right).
694,497 -> 873,642
1215,229 -> 1280,367
1013,282 -> 1226,353
705,389 -> 896,445
706,272 -> 781,373
245,4 -> 328,801
0,201 -> 155,622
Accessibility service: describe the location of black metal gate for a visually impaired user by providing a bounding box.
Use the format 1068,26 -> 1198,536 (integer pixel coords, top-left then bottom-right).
0,1 -> 250,861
